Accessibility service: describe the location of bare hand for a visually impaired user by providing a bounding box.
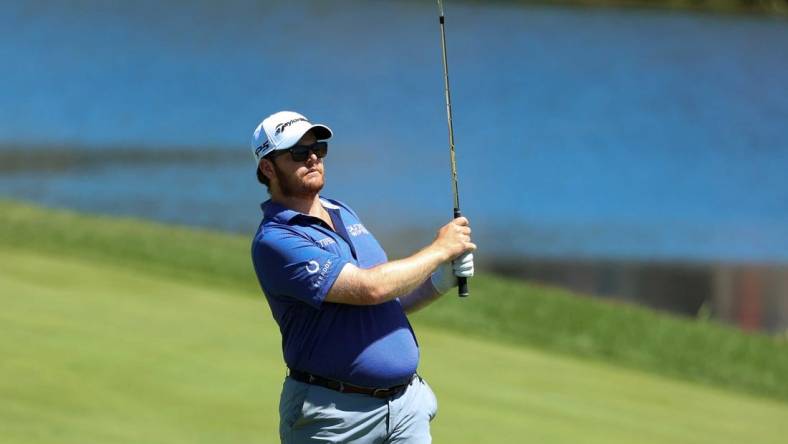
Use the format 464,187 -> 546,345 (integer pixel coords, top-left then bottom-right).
431,217 -> 476,262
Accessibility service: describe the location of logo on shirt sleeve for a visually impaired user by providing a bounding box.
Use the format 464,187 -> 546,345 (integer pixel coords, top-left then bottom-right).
305,260 -> 320,274
307,259 -> 333,289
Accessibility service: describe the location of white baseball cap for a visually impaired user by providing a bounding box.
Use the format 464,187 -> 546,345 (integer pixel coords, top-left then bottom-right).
251,111 -> 332,165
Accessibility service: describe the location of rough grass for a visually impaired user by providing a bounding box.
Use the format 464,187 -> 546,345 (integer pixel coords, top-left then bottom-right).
2,199 -> 787,404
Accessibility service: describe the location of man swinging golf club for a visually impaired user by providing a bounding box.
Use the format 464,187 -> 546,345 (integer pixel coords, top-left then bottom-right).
250,110 -> 475,443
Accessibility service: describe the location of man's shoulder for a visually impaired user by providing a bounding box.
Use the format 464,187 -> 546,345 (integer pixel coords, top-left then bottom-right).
251,221 -> 310,251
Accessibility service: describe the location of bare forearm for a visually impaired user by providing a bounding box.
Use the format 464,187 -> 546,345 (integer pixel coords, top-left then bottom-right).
367,247 -> 444,301
325,216 -> 474,306
326,246 -> 446,305
399,279 -> 441,314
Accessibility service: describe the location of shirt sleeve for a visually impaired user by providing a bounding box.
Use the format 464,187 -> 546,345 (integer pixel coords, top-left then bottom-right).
252,227 -> 348,309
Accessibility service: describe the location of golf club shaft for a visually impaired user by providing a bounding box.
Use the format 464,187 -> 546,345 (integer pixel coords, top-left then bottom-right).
437,0 -> 469,297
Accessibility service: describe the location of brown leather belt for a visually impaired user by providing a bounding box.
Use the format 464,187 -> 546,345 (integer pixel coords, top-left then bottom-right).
288,369 -> 412,399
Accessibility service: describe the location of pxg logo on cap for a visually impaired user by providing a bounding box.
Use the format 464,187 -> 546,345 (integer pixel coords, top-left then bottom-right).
251,111 -> 333,164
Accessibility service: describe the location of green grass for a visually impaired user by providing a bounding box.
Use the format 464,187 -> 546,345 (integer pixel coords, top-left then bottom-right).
2,199 -> 787,404
412,277 -> 788,402
0,200 -> 255,293
2,247 -> 787,443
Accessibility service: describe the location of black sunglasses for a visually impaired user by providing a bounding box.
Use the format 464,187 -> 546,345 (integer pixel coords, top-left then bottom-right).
271,141 -> 328,162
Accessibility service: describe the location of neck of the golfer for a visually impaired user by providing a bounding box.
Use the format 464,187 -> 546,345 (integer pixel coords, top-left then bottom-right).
272,192 -> 327,221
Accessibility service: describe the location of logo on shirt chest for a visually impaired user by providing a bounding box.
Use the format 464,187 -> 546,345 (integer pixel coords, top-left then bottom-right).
346,224 -> 370,237
316,237 -> 337,248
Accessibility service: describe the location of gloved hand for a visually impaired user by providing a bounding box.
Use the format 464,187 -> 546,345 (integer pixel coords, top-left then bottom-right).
430,252 -> 474,295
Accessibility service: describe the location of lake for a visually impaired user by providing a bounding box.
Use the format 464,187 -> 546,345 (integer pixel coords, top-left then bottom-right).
2,0 -> 787,264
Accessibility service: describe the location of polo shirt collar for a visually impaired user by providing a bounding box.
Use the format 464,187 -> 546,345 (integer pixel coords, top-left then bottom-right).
320,198 -> 341,210
261,197 -> 341,224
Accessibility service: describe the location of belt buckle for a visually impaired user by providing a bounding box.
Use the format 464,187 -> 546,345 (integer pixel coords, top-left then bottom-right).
372,388 -> 388,398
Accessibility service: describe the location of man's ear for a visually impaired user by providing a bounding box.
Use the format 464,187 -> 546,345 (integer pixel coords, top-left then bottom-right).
259,158 -> 276,182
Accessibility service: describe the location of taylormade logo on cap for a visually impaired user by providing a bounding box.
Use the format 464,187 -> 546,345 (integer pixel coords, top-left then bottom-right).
275,118 -> 308,135
251,111 -> 333,164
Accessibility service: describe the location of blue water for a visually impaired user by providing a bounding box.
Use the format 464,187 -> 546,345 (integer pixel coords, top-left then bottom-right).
2,0 -> 787,263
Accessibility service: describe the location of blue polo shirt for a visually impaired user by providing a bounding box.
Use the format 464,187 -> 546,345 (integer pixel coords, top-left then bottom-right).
251,197 -> 419,388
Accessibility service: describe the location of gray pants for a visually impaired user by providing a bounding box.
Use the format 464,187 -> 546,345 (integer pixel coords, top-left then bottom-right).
279,374 -> 438,443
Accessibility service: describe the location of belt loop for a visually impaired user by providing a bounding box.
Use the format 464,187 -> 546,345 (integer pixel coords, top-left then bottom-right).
338,381 -> 345,392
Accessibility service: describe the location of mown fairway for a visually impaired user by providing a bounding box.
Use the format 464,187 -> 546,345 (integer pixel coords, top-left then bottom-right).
2,247 -> 786,444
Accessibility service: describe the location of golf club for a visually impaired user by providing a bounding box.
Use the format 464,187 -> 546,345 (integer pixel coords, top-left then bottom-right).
436,0 -> 469,297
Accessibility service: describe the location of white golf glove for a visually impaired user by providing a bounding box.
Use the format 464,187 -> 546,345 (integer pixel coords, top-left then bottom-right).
430,252 -> 474,295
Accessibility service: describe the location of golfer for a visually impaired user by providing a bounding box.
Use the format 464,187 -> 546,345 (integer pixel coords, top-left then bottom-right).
250,111 -> 475,444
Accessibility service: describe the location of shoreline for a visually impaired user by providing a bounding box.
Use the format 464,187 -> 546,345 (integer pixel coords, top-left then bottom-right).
1,194 -> 785,333
469,0 -> 788,16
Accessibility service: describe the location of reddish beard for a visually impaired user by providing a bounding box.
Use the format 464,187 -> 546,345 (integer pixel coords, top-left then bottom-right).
272,161 -> 324,198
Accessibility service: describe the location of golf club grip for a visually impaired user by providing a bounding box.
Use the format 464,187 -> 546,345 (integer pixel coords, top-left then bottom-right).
454,208 -> 469,297
458,276 -> 469,297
